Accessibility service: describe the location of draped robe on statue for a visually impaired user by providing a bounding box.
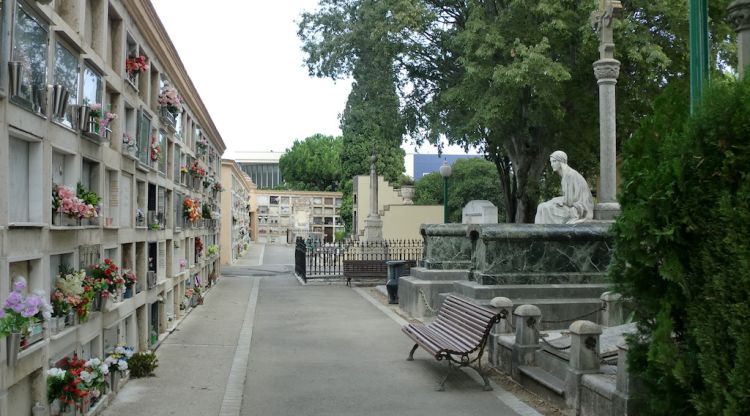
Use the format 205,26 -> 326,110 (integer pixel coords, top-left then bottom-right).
535,167 -> 594,224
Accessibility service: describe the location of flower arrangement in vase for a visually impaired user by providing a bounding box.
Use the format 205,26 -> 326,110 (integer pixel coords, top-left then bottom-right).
196,137 -> 209,154
207,245 -> 219,256
104,345 -> 134,374
180,164 -> 188,174
150,137 -> 162,162
212,182 -> 224,193
0,277 -> 52,339
195,237 -> 204,257
86,258 -> 123,303
179,259 -> 188,270
125,55 -> 148,76
157,84 -> 182,115
188,160 -> 206,178
183,198 -> 201,223
122,133 -> 137,155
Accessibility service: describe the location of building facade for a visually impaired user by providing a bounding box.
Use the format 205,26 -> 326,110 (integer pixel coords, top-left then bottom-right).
220,160 -> 255,265
353,175 -> 442,240
0,0 -> 224,413
254,190 -> 344,243
233,151 -> 283,189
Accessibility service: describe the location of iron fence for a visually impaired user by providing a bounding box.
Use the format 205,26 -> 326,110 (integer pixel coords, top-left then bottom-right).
294,238 -> 424,282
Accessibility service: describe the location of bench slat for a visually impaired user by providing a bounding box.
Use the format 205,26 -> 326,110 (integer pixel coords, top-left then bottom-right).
439,307 -> 490,334
411,323 -> 469,353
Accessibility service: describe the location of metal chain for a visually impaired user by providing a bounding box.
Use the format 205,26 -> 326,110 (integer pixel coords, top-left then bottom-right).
418,289 -> 437,314
539,334 -> 572,351
600,357 -> 618,366
500,311 -> 515,331
540,306 -> 605,325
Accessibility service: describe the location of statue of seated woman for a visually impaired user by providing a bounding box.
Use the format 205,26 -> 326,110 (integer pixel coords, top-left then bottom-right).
534,151 -> 594,224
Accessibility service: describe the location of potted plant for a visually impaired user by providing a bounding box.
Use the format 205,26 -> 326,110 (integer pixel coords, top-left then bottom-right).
125,55 -> 148,83
122,270 -> 137,298
157,84 -> 182,117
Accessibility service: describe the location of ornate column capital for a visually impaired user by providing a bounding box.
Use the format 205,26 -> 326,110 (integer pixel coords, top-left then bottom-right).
593,58 -> 621,81
728,0 -> 750,32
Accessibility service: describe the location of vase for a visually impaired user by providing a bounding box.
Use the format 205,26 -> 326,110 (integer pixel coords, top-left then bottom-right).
57,316 -> 67,332
52,84 -> 70,119
8,61 -> 23,97
123,286 -> 133,299
6,332 -> 20,366
77,105 -> 90,131
110,370 -> 121,393
59,402 -> 75,416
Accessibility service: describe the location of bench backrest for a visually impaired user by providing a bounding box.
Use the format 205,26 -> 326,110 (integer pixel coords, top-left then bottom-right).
434,295 -> 501,352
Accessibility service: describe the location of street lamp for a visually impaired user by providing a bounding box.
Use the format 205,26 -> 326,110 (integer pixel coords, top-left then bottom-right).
439,161 -> 452,223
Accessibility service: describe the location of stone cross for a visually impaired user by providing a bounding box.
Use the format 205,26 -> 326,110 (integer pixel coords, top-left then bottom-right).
591,0 -> 622,220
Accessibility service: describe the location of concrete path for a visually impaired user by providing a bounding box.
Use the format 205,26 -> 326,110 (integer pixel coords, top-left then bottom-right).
103,243 -> 538,415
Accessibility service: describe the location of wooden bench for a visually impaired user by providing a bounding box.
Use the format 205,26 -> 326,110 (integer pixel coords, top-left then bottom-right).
402,294 -> 501,391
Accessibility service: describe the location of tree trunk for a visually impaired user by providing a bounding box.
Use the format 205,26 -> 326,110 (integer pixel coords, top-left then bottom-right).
506,135 -> 548,223
487,148 -> 515,222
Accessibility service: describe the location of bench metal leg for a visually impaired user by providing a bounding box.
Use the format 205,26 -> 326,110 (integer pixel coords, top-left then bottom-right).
472,366 -> 493,391
407,344 -> 418,361
436,362 -> 454,391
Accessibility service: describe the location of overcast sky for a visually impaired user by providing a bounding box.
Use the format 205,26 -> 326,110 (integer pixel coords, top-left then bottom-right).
151,0 -> 475,159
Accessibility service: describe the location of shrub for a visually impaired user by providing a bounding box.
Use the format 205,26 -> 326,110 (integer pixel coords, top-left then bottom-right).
128,351 -> 159,378
610,77 -> 750,414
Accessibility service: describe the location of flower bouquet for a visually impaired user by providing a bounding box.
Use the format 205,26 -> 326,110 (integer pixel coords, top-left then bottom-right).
0,277 -> 52,340
125,55 -> 148,76
207,244 -> 219,256
195,237 -> 204,257
212,182 -> 224,193
105,345 -> 134,374
49,356 -> 92,412
188,160 -> 206,178
183,198 -> 201,223
150,137 -> 162,162
158,85 -> 182,115
179,259 -> 188,270
122,133 -> 137,155
86,258 -> 123,307
196,137 -> 209,154
180,164 -> 188,174
122,269 -> 137,298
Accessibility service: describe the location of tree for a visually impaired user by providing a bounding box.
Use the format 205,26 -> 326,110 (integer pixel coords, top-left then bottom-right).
414,158 -> 506,222
299,0 -> 413,229
611,76 -> 750,415
278,134 -> 342,191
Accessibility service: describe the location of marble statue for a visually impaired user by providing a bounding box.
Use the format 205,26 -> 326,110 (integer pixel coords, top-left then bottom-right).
534,151 -> 594,224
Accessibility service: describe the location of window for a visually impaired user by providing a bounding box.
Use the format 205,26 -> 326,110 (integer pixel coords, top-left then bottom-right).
137,111 -> 151,165
104,170 -> 119,227
11,2 -> 49,114
82,65 -> 102,107
53,41 -> 79,127
8,134 -> 43,224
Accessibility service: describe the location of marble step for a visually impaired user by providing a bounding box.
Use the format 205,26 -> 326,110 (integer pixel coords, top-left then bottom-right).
455,281 -> 610,300
518,365 -> 567,410
477,272 -> 608,285
535,348 -> 570,381
409,267 -> 470,281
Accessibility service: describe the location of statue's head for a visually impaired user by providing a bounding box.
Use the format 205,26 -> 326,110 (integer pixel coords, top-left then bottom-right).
550,151 -> 568,164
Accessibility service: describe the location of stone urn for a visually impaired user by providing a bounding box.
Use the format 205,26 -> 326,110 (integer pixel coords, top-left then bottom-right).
399,186 -> 415,205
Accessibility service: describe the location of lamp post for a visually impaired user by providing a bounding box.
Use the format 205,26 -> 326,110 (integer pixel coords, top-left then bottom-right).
439,161 -> 452,223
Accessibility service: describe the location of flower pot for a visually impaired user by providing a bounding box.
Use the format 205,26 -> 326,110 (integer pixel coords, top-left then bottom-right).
84,115 -> 99,135
8,61 -> 23,96
6,332 -> 20,366
77,105 -> 90,131
59,402 -> 75,416
32,83 -> 47,114
57,316 -> 67,332
123,286 -> 133,299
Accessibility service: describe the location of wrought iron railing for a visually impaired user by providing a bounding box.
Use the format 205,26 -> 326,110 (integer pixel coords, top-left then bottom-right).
295,238 -> 424,282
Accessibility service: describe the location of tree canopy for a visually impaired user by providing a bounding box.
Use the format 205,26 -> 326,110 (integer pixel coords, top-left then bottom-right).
299,0 -> 736,222
278,134 -> 342,191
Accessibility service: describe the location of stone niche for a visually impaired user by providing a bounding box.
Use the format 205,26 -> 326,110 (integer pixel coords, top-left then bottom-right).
420,222 -> 613,284
462,200 -> 498,224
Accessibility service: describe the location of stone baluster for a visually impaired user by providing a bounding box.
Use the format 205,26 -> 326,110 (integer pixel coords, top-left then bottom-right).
511,304 -> 541,381
600,291 -> 623,327
565,320 -> 603,412
488,297 -> 513,366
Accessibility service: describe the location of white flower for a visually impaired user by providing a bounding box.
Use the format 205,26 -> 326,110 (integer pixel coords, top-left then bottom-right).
86,358 -> 101,367
47,368 -> 66,379
80,371 -> 92,383
99,364 -> 109,375
91,388 -> 101,398
117,360 -> 128,371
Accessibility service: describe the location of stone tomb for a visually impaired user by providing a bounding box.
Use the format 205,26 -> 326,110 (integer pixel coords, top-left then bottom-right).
461,200 -> 498,224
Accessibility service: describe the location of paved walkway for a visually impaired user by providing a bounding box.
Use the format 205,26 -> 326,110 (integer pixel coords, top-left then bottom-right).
103,243 -> 539,416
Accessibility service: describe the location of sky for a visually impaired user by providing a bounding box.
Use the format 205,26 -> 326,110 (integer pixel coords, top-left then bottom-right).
151,0 -> 475,159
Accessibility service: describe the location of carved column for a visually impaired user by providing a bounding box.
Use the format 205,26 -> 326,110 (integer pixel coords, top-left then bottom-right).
592,1 -> 622,220
729,0 -> 750,78
363,150 -> 384,242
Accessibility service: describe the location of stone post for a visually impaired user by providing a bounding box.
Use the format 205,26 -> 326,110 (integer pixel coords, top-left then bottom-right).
511,304 -> 541,381
600,291 -> 623,327
728,0 -> 750,78
488,297 -> 513,366
613,342 -> 633,415
363,150 -> 384,242
592,1 -> 622,220
565,320 -> 603,412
